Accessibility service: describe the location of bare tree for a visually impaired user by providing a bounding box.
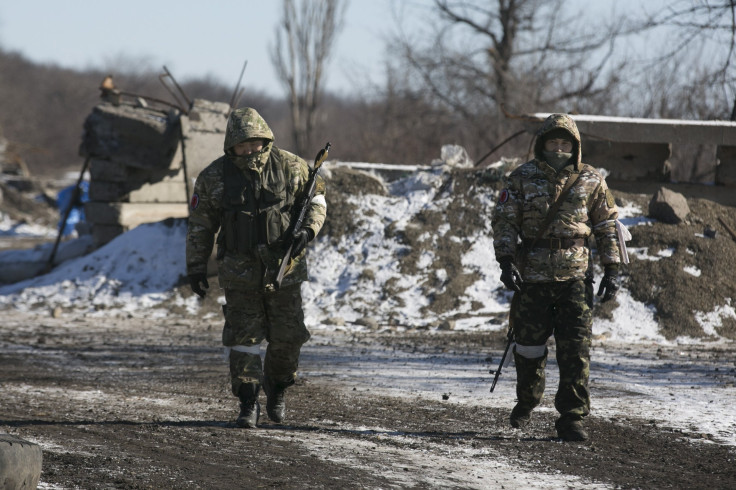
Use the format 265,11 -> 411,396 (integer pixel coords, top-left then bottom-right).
385,0 -> 630,156
271,0 -> 345,156
625,0 -> 736,119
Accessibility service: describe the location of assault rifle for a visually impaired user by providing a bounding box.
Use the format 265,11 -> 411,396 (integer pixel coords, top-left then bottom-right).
490,326 -> 514,393
275,142 -> 331,289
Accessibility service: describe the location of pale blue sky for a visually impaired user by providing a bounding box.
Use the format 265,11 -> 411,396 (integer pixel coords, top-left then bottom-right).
0,1 -> 677,98
0,0 -> 400,96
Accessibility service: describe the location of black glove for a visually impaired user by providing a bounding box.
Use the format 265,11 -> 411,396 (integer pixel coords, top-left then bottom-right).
498,257 -> 523,292
291,228 -> 313,258
189,273 -> 209,298
597,264 -> 620,303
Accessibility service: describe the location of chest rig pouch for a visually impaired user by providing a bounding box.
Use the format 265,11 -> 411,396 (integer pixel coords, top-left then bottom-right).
218,151 -> 294,256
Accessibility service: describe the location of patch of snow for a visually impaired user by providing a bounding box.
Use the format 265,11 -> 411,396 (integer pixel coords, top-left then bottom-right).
0,212 -> 57,237
683,265 -> 701,277
694,299 -> 736,337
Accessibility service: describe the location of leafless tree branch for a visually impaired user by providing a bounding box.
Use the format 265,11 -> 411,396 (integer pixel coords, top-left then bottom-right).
270,0 -> 345,155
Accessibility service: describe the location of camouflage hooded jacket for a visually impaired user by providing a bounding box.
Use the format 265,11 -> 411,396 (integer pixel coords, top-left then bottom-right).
186,107 -> 326,291
491,113 -> 620,282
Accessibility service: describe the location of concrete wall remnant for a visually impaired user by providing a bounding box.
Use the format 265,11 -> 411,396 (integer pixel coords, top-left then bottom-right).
524,113 -> 736,186
79,96 -> 229,246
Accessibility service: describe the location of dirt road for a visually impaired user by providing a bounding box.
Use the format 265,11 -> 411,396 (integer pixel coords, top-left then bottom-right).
1,309 -> 734,489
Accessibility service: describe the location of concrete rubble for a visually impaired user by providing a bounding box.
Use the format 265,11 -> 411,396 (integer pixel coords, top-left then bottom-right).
79,95 -> 230,246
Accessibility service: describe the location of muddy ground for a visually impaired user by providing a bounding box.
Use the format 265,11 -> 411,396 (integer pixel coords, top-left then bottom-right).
3,168 -> 736,488
1,308 -> 735,490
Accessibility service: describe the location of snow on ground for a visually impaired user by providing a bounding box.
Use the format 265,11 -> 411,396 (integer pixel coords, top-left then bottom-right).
1,163 -> 735,451
0,212 -> 57,238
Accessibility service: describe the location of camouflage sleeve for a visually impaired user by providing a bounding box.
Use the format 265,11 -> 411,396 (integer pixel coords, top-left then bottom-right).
491,172 -> 522,261
589,176 -> 620,266
186,163 -> 222,276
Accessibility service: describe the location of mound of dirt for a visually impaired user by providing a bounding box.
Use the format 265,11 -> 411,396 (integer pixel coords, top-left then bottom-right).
322,164 -> 736,338
320,166 -> 387,241
616,191 -> 736,339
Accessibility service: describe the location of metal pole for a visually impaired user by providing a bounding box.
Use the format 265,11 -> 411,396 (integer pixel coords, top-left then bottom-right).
44,156 -> 91,273
229,60 -> 248,108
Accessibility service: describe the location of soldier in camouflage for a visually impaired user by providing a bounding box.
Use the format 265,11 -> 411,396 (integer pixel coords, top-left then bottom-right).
186,107 -> 326,428
492,113 -> 620,442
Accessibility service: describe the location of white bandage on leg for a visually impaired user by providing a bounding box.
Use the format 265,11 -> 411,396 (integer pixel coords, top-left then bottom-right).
514,343 -> 547,359
223,344 -> 261,361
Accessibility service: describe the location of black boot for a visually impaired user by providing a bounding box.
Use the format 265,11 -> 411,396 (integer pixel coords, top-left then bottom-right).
263,377 -> 289,423
555,416 -> 589,442
236,383 -> 260,428
510,350 -> 547,428
509,404 -> 532,428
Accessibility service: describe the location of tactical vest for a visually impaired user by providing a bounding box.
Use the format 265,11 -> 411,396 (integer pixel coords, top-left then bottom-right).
218,149 -> 295,255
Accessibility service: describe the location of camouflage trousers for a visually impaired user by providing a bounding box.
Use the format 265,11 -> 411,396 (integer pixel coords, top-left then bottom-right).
510,279 -> 592,420
223,284 -> 311,396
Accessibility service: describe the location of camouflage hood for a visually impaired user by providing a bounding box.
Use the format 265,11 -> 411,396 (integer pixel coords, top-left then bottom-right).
224,107 -> 274,152
533,113 -> 582,171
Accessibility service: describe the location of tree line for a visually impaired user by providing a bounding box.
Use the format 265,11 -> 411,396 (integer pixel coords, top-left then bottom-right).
0,0 -> 734,181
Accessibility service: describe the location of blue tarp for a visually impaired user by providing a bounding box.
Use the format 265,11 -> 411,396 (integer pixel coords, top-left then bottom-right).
56,181 -> 89,236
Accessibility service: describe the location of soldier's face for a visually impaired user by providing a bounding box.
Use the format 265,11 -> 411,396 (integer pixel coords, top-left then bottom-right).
544,138 -> 573,153
233,140 -> 264,156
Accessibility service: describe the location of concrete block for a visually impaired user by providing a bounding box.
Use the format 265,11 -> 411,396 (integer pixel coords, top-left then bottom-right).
583,141 -> 670,180
527,113 -> 736,145
0,433 -> 42,489
80,102 -> 180,169
128,181 -> 188,203
180,132 -> 224,179
85,202 -> 189,228
89,158 -> 128,182
185,99 -> 230,133
669,143 -> 718,183
90,179 -> 187,203
179,99 -> 229,180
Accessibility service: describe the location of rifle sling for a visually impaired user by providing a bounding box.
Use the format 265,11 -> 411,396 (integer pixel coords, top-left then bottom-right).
526,170 -> 580,251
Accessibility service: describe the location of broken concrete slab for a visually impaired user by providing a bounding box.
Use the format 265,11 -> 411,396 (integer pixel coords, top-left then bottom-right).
583,141 -> 671,181
79,102 -> 180,169
525,113 -> 736,185
85,202 -> 189,228
89,179 -> 187,203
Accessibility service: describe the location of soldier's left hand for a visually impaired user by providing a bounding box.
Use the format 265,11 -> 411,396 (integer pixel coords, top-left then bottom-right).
498,257 -> 523,292
597,264 -> 620,302
189,273 -> 209,298
291,228 -> 313,258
